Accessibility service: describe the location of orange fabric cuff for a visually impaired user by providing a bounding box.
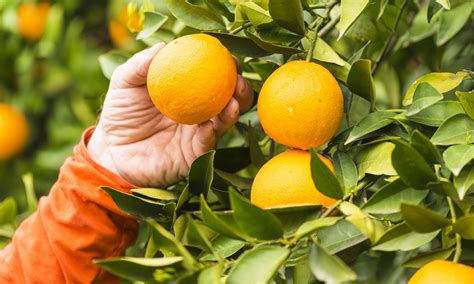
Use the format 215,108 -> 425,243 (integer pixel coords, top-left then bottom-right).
75,126 -> 137,216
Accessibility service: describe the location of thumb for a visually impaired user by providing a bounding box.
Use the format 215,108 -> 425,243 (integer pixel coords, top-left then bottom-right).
110,43 -> 165,89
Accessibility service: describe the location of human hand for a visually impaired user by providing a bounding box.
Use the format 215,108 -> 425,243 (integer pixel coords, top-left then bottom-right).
87,44 -> 254,187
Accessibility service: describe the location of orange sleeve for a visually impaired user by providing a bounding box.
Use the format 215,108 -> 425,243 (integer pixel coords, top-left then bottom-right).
0,127 -> 138,283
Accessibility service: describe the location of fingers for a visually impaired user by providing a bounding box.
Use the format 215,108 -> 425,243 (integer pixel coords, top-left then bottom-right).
234,75 -> 254,114
192,121 -> 216,154
110,43 -> 165,89
232,56 -> 242,74
211,98 -> 240,137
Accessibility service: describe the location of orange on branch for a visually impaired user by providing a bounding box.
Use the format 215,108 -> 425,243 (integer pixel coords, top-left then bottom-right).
408,260 -> 474,284
258,61 -> 343,150
251,150 -> 336,209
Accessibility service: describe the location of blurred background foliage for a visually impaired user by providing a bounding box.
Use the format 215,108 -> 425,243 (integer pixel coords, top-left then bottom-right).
0,0 -> 137,209
0,0 -> 472,245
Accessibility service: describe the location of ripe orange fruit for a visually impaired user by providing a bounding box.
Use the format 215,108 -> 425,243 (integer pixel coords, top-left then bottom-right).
251,150 -> 336,208
109,6 -> 142,48
17,2 -> 50,41
258,61 -> 343,150
147,34 -> 237,124
0,104 -> 28,160
408,260 -> 474,284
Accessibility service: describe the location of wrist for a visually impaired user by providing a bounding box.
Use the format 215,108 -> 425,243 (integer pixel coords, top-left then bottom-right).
87,127 -> 120,177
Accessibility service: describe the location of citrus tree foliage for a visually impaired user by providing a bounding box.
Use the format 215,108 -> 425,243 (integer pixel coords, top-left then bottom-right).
95,0 -> 474,283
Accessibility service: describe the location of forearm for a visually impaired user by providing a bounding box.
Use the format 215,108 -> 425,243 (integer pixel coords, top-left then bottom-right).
0,127 -> 138,283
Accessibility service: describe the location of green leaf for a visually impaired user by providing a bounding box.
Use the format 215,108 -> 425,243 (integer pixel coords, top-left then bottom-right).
317,220 -> 367,253
456,91 -> 474,119
293,217 -> 342,241
406,83 -> 443,116
454,166 -> 474,200
402,247 -> 454,268
436,2 -> 472,46
22,172 -> 37,212
373,223 -> 440,251
188,151 -> 215,196
257,24 -> 303,43
229,189 -> 284,240
198,262 -> 223,284
146,220 -> 195,269
131,188 -> 177,201
443,144 -> 474,176
213,147 -> 251,173
312,37 -> 347,66
346,111 -> 396,144
248,124 -> 266,167
356,142 -> 397,178
309,243 -> 357,284
184,217 -> 215,254
176,185 -> 190,210
310,148 -> 344,199
391,140 -> 437,189
436,0 -> 451,9
199,235 -> 245,261
428,1 -> 443,23
241,2 -> 272,28
98,51 -> 128,80
333,152 -> 358,193
410,130 -> 443,165
205,0 -> 234,21
0,197 -> 17,226
407,101 -> 465,127
215,170 -> 252,190
347,59 -> 376,105
205,32 -> 269,57
136,11 -> 168,40
348,41 -> 371,64
94,256 -> 183,282
431,114 -> 474,145
245,31 -> 303,54
338,0 -> 370,39
227,245 -> 290,284
400,203 -> 451,233
199,196 -> 245,240
427,179 -> 470,210
268,205 -> 322,233
164,0 -> 224,30
453,214 -> 474,240
403,71 -> 468,105
363,179 -> 429,214
339,202 -> 385,243
101,187 -> 172,222
268,0 -> 305,35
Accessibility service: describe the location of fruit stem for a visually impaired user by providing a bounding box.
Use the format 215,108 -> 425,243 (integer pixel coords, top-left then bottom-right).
229,22 -> 252,35
447,197 -> 462,263
304,0 -> 338,62
320,192 -> 353,218
309,3 -> 327,9
372,0 -> 409,74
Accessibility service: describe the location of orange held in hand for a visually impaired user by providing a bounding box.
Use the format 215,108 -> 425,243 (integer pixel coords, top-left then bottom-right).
251,150 -> 336,209
17,2 -> 50,41
258,60 -> 343,150
0,104 -> 28,160
408,260 -> 474,284
147,34 -> 237,125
